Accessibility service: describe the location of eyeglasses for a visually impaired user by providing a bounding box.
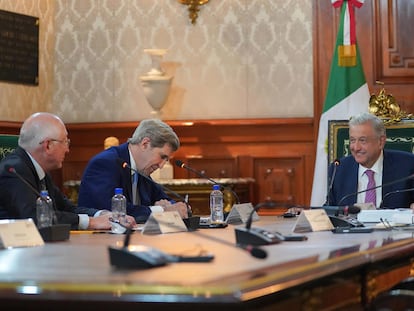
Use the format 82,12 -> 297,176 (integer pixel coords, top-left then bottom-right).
39,138 -> 71,147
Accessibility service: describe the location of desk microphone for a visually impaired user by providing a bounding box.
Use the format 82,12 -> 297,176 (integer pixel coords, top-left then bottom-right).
379,187 -> 414,209
337,173 -> 414,206
174,159 -> 240,204
326,159 -> 340,205
235,201 -> 285,246
312,205 -> 361,216
6,166 -> 70,242
116,158 -> 199,230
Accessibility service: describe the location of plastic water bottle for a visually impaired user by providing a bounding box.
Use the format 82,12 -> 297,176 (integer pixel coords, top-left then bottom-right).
210,184 -> 224,223
111,187 -> 126,223
36,190 -> 53,228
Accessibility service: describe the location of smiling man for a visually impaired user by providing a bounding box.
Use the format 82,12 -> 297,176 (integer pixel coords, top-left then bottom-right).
78,119 -> 189,223
325,112 -> 414,209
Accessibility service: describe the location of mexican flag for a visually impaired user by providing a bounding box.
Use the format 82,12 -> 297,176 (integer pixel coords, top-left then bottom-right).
310,0 -> 370,206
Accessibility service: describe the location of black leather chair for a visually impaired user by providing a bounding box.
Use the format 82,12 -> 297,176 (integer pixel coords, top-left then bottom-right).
0,134 -> 18,161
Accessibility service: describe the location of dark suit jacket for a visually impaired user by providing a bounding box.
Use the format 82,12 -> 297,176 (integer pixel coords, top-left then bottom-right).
0,147 -> 99,228
326,149 -> 414,208
78,143 -> 171,223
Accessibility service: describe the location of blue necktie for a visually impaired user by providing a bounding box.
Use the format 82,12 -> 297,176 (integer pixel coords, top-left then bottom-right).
132,172 -> 140,205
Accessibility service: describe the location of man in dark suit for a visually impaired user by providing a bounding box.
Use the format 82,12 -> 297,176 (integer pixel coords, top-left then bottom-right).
0,112 -> 136,229
326,112 -> 414,208
78,119 -> 189,223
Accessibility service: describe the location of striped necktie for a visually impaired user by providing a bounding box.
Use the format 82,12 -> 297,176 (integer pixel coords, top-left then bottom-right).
364,169 -> 376,206
132,172 -> 140,205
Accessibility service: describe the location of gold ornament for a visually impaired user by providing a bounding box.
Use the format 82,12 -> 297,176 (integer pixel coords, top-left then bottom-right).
369,81 -> 413,125
178,0 -> 209,25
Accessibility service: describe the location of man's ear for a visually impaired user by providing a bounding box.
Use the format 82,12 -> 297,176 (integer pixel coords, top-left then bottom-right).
141,137 -> 151,149
379,135 -> 387,148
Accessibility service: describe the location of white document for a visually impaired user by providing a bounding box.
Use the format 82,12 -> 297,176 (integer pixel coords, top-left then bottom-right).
0,218 -> 44,249
226,202 -> 259,224
142,211 -> 188,235
293,209 -> 334,233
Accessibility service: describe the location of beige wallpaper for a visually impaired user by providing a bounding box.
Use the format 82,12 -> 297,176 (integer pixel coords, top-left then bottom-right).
0,0 -> 313,123
0,0 -> 55,122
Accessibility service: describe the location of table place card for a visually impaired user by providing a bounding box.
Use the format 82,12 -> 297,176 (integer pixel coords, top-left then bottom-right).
226,203 -> 259,224
0,218 -> 44,249
293,210 -> 334,233
142,211 -> 188,235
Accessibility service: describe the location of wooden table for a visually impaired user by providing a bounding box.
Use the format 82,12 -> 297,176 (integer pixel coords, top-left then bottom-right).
1,216 -> 413,310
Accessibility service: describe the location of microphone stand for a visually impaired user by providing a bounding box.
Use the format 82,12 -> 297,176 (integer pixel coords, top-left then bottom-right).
7,166 -> 70,242
234,201 -> 285,246
337,173 -> 414,206
379,187 -> 414,209
174,160 -> 241,215
326,159 -> 340,205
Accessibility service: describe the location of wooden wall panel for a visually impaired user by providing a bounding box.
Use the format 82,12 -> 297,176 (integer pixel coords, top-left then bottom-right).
313,0 -> 414,135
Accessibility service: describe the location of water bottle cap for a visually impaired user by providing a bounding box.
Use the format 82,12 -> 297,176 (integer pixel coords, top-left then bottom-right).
213,184 -> 220,190
40,190 -> 49,196
114,187 -> 123,195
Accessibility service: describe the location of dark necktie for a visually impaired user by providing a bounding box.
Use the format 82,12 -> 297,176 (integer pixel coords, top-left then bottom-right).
40,178 -> 47,191
364,169 -> 376,206
132,172 -> 141,205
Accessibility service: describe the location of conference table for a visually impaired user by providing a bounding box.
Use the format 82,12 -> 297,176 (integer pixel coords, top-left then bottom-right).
1,215 -> 414,310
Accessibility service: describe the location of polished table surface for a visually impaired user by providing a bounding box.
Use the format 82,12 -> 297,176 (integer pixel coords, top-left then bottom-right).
1,216 -> 414,310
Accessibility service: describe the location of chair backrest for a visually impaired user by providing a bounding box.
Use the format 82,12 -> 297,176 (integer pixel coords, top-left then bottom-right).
328,119 -> 414,163
0,134 -> 19,161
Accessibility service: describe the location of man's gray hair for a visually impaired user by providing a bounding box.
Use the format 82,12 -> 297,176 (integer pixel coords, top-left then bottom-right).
18,112 -> 64,151
349,112 -> 386,137
128,119 -> 180,151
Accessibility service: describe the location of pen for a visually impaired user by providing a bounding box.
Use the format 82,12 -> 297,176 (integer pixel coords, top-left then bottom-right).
184,194 -> 192,217
70,230 -> 108,234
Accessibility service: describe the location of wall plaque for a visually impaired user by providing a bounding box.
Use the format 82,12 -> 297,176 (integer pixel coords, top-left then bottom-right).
0,10 -> 39,85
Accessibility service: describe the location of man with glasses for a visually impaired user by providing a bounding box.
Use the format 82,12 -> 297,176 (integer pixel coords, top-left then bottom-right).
78,118 -> 189,223
0,112 -> 136,229
325,112 -> 414,209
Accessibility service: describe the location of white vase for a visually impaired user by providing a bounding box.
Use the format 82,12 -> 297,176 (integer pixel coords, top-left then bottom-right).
140,49 -> 173,118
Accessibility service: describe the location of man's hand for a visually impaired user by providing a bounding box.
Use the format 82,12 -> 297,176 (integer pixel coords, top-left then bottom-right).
88,213 -> 137,230
165,202 -> 189,219
88,213 -> 112,230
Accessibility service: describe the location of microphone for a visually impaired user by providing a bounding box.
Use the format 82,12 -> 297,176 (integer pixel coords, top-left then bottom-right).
326,159 -> 340,205
116,158 -> 199,230
192,225 -> 268,259
235,201 -> 286,246
174,159 -> 241,204
311,205 -> 361,216
6,166 -> 70,242
175,159 -> 218,184
238,244 -> 267,259
337,173 -> 414,206
379,187 -> 414,209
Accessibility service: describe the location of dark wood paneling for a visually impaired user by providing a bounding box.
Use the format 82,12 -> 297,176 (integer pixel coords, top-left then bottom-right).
0,119 -> 315,209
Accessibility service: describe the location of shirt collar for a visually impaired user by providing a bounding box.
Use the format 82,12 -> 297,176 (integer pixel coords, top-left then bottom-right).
358,150 -> 384,177
128,148 -> 137,176
25,151 -> 46,180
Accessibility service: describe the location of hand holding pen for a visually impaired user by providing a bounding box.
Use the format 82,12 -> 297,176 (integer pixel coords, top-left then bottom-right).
184,194 -> 192,217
